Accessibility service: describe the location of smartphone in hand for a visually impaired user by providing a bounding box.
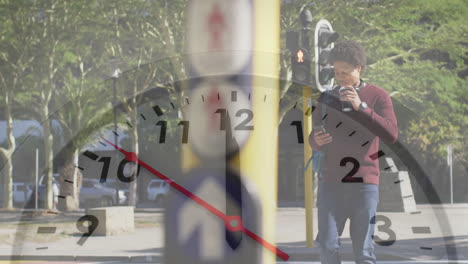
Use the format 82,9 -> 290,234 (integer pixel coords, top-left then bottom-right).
314,125 -> 327,134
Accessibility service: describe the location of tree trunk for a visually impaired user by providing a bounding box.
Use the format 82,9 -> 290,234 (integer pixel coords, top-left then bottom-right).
128,108 -> 139,206
58,149 -> 81,211
42,106 -> 54,210
0,92 -> 15,210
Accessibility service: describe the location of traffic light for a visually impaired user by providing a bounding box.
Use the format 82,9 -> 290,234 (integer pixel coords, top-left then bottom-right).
287,31 -> 311,85
314,19 -> 339,92
292,48 -> 311,84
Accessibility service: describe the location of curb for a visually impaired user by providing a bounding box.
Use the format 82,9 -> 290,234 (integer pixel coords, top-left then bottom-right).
0,255 -> 163,263
0,252 -> 412,262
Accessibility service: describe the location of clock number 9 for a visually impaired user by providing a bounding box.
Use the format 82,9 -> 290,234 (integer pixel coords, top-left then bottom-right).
76,215 -> 99,245
98,157 -> 140,183
371,215 -> 396,246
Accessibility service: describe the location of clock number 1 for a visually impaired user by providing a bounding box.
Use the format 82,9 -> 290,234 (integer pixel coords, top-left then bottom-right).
290,121 -> 303,144
178,121 -> 189,144
98,157 -> 111,183
156,121 -> 167,143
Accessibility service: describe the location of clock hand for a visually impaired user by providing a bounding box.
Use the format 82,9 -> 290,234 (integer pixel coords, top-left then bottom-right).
224,113 -> 242,250
101,137 -> 290,261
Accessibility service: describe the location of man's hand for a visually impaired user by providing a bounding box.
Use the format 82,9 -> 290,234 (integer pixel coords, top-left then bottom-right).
339,85 -> 362,111
313,130 -> 333,146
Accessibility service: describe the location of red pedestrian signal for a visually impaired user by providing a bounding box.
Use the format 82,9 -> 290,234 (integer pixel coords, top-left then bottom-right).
297,49 -> 304,63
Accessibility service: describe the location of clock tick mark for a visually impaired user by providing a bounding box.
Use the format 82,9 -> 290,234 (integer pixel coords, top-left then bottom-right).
348,131 -> 356,137
202,95 -> 205,102
321,114 -> 328,120
185,98 -> 190,105
293,102 -> 297,109
112,131 -> 119,137
420,247 -> 432,250
231,91 -> 237,102
264,95 -> 267,102
394,180 -> 404,184
75,165 -> 84,170
412,226 -> 431,234
65,179 -> 73,184
83,151 -> 98,161
37,227 -> 57,234
361,141 -> 369,147
305,106 -> 315,116
152,105 -> 164,116
46,211 -> 58,215
126,122 -> 133,128
403,195 -> 413,198
248,93 -> 251,101
140,114 -> 147,120
36,247 -> 48,250
99,141 -> 107,147
384,166 -> 393,171
170,102 -> 175,109
336,122 -> 342,128
370,150 -> 385,160
411,211 -> 422,214
58,195 -> 66,199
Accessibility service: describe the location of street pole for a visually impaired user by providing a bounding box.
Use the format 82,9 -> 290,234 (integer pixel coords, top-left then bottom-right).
112,74 -> 118,147
35,148 -> 38,209
447,145 -> 453,204
112,68 -> 120,205
299,9 -> 315,248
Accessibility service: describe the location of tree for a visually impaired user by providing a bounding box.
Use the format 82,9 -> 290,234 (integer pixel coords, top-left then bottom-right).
0,0 -> 38,209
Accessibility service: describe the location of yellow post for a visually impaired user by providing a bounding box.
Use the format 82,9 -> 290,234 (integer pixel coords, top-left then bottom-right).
182,1 -> 281,262
303,87 -> 315,248
237,0 -> 280,263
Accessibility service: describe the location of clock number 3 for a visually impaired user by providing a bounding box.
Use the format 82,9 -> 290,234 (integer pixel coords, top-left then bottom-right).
371,215 -> 396,246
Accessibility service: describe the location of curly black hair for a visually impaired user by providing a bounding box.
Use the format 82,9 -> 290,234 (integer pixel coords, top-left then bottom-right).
329,40 -> 367,69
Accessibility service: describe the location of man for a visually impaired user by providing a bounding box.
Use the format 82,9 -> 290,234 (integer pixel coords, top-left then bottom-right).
309,40 -> 398,264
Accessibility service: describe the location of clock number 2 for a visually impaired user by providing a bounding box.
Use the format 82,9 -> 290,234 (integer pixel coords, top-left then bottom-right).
371,215 -> 396,246
340,157 -> 363,182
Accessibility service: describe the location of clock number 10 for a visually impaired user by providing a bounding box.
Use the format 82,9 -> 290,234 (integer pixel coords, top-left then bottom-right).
95,155 -> 140,184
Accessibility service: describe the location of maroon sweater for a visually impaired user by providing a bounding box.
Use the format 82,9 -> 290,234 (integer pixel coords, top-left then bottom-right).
309,83 -> 398,185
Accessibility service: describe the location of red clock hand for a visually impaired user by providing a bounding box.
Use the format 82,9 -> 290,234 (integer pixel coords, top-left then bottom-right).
101,137 -> 289,261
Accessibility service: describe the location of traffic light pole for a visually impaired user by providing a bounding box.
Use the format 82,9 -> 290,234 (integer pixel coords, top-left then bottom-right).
299,9 -> 315,248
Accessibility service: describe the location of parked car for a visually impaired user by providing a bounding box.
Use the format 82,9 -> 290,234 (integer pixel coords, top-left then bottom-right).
99,178 -> 129,205
13,182 -> 32,206
28,173 -> 60,209
80,179 -> 126,208
147,179 -> 170,204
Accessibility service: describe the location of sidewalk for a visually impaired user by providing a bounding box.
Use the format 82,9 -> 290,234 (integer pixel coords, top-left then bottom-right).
0,204 -> 467,262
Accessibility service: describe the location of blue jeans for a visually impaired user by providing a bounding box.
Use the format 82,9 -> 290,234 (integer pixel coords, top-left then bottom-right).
316,181 -> 379,264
